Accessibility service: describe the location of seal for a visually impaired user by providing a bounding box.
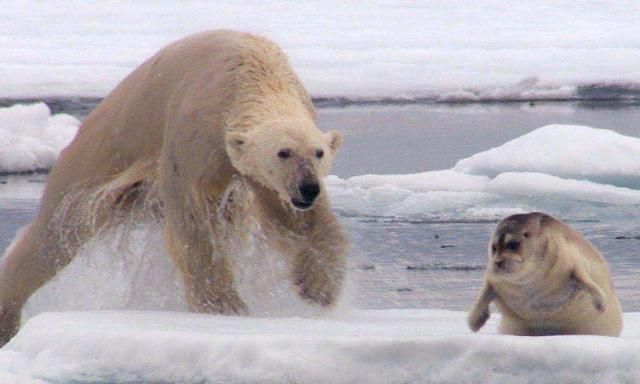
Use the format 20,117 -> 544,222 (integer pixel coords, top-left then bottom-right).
468,212 -> 623,336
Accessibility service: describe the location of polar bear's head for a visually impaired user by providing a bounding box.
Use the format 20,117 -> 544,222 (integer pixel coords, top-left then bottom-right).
225,119 -> 342,210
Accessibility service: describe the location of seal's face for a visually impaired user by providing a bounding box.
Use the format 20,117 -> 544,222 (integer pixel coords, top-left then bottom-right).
489,212 -> 550,278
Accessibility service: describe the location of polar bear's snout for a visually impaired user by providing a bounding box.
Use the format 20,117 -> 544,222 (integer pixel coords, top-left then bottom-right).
291,175 -> 321,210
299,181 -> 320,201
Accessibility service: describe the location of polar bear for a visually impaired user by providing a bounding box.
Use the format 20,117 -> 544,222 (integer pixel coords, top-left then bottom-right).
0,30 -> 348,346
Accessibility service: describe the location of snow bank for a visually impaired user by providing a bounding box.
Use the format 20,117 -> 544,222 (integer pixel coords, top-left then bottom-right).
486,172 -> 640,206
454,124 -> 640,189
327,125 -> 640,222
0,310 -> 638,384
326,173 -> 495,220
0,103 -> 79,174
341,171 -> 490,192
2,1 -> 640,100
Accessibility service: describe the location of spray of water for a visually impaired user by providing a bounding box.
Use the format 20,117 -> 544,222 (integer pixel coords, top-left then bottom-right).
19,179 -> 350,321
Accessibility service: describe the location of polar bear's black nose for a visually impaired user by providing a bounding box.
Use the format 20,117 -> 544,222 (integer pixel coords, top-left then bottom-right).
299,182 -> 320,202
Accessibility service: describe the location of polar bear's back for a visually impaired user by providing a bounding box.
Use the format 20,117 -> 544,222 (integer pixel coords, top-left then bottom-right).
46,30 -> 312,203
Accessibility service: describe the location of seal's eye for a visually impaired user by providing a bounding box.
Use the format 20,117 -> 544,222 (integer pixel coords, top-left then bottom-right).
278,149 -> 291,159
506,241 -> 520,252
491,244 -> 497,253
523,232 -> 529,238
316,149 -> 324,159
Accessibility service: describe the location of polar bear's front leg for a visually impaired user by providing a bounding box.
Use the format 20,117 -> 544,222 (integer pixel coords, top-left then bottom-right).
291,212 -> 348,307
294,250 -> 345,306
164,222 -> 248,315
189,256 -> 248,315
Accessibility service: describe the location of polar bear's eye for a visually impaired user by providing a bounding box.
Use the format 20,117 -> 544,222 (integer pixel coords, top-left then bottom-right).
277,149 -> 291,159
316,149 -> 324,159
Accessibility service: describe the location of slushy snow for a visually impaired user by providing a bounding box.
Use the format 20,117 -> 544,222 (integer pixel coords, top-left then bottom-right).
1,1 -> 640,100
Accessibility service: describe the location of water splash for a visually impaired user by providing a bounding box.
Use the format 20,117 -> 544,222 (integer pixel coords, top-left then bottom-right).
21,217 -> 347,322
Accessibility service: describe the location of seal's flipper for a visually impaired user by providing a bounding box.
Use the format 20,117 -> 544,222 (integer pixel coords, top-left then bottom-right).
468,281 -> 496,332
571,267 -> 606,313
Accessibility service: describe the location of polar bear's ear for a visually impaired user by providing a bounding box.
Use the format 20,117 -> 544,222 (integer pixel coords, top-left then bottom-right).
225,131 -> 249,154
325,130 -> 343,153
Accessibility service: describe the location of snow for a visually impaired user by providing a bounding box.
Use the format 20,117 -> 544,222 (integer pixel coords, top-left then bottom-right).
0,310 -> 638,384
1,1 -> 640,101
486,172 -> 640,206
339,171 -> 490,192
454,124 -> 640,189
0,103 -> 79,174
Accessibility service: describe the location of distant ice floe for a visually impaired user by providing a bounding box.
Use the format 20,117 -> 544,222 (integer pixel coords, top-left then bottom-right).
454,124 -> 640,189
486,172 -> 640,206
0,103 -> 79,174
328,124 -> 640,222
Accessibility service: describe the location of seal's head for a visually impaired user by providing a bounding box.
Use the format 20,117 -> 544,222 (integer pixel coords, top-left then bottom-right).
488,212 -> 555,278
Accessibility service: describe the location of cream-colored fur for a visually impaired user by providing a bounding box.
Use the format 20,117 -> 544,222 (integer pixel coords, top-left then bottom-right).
468,212 -> 622,337
0,30 -> 348,346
